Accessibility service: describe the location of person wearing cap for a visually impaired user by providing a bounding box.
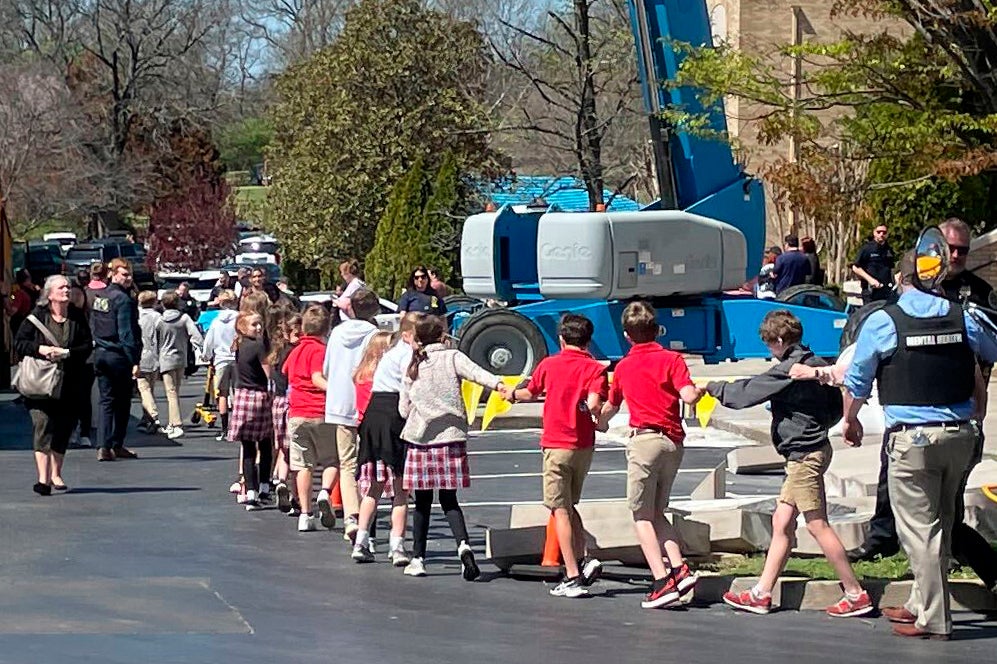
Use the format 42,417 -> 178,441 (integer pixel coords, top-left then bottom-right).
843,249 -> 997,639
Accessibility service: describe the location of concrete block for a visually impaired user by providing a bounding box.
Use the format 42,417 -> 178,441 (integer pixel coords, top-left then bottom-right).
793,514 -> 870,556
690,460 -> 727,500
823,445 -> 881,498
879,579 -> 997,613
726,576 -> 809,609
485,526 -> 546,571
685,507 -> 773,554
508,500 -> 711,559
726,445 -> 784,474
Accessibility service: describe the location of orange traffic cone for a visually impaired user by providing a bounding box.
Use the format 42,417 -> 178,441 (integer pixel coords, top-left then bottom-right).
541,514 -> 562,567
331,478 -> 343,510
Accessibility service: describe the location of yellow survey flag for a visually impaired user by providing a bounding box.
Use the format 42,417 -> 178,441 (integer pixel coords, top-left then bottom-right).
480,376 -> 522,432
461,380 -> 484,426
696,393 -> 719,428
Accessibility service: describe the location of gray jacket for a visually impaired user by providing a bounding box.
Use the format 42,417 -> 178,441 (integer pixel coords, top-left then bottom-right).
399,344 -> 500,445
138,308 -> 163,374
158,309 -> 203,373
707,345 -> 841,459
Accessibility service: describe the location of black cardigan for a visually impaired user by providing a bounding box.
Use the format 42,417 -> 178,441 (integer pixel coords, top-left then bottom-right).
14,305 -> 93,392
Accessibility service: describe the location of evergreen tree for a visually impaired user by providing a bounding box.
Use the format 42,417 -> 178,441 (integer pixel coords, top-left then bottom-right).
367,158 -> 429,299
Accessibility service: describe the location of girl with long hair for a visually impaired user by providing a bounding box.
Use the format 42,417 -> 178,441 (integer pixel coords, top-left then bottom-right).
228,312 -> 274,510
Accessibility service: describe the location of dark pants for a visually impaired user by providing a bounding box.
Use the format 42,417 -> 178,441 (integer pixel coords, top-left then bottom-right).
95,350 -> 133,451
871,429 -> 997,589
411,489 -> 469,559
78,363 -> 95,439
240,438 -> 273,493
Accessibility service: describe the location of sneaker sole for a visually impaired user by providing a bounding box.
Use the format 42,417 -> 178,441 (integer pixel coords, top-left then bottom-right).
722,596 -> 771,614
276,486 -> 291,513
404,569 -> 427,577
316,498 -> 336,529
581,561 -> 603,586
352,552 -> 375,563
641,591 -> 681,609
828,605 -> 875,618
550,588 -> 589,598
392,555 -> 411,568
460,550 -> 480,581
677,575 -> 699,596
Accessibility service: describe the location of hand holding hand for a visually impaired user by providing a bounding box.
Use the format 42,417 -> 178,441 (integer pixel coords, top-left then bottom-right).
788,363 -> 817,380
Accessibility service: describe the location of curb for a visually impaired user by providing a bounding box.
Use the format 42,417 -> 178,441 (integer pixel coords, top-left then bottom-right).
699,576 -> 995,613
471,415 -> 542,432
708,415 -> 771,446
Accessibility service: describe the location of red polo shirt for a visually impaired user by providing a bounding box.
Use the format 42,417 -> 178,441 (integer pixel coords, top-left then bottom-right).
283,335 -> 327,419
608,342 -> 693,444
526,348 -> 609,449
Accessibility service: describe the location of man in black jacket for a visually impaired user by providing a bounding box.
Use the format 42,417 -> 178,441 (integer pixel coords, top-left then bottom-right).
90,258 -> 141,461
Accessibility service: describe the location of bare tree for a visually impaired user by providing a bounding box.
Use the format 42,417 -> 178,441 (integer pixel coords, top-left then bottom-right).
492,0 -> 645,209
238,0 -> 356,69
10,0 -> 238,232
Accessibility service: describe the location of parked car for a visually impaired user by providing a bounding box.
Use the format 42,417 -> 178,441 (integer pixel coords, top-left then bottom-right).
220,262 -> 281,283
108,241 -> 155,289
61,241 -> 155,288
62,244 -> 105,275
13,241 -> 64,282
42,232 -> 77,254
235,234 -> 280,265
299,291 -> 400,331
157,270 -> 221,306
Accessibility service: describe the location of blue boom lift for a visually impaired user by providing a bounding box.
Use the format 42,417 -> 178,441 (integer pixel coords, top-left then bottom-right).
453,0 -> 847,377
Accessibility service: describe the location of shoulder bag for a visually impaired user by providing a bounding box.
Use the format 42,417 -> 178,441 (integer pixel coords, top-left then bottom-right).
13,314 -> 66,400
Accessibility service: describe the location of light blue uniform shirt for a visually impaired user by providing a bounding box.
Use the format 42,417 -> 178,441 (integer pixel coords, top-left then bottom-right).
844,288 -> 997,428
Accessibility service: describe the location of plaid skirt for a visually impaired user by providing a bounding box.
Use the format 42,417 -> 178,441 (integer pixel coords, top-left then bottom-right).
402,441 -> 470,491
271,395 -> 289,450
358,461 -> 397,499
227,388 -> 273,442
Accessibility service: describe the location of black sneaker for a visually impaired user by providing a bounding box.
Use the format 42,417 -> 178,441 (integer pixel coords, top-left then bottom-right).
458,542 -> 480,581
579,557 -> 603,586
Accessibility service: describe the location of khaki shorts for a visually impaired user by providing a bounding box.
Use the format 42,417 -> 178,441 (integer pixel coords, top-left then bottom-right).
542,447 -> 594,510
213,364 -> 234,398
626,433 -> 683,515
288,417 -> 338,471
779,444 -> 832,513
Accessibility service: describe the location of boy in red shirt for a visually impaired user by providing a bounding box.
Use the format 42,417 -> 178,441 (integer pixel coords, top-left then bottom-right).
598,301 -> 703,609
282,305 -> 337,533
510,314 -> 609,598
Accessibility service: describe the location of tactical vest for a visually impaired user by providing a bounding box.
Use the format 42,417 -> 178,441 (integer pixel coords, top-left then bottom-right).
876,303 -> 975,406
90,285 -> 125,346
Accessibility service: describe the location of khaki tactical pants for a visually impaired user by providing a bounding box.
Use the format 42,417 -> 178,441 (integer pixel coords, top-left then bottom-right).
887,422 -> 978,635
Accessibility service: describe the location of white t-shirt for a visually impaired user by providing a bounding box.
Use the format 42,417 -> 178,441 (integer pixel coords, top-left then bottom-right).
372,339 -> 413,393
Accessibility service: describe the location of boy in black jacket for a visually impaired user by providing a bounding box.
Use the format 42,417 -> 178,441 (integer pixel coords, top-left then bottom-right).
707,310 -> 872,618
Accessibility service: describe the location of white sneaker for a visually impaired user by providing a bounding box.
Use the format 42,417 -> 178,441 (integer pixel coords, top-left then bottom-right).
297,513 -> 318,532
458,541 -> 480,581
316,489 -> 336,529
369,539 -> 377,555
391,546 -> 411,568
343,516 -> 359,543
166,426 -> 184,440
245,489 -> 260,511
550,577 -> 588,598
403,557 -> 427,577
215,433 -> 226,442
79,436 -> 92,448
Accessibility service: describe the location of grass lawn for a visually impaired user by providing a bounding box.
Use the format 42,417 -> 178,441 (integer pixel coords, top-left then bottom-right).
699,550 -> 993,581
234,185 -> 268,204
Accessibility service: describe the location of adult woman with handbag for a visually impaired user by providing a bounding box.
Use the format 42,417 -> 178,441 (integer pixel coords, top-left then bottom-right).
14,275 -> 93,495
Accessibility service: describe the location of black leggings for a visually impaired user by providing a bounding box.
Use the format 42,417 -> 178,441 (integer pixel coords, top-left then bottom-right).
241,439 -> 273,493
412,489 -> 469,559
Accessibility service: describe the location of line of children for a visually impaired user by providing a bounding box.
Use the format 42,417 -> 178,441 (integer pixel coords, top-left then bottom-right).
270,311 -> 302,515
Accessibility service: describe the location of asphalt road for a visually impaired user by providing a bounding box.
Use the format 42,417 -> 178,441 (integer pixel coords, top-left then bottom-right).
0,371 -> 994,663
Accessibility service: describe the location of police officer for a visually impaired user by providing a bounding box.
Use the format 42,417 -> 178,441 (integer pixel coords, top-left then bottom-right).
91,258 -> 141,461
852,224 -> 897,303
843,250 -> 997,639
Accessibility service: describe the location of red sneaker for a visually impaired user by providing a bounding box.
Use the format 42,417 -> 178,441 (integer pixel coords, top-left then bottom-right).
672,563 -> 698,596
826,591 -> 874,618
641,575 -> 680,609
723,589 -> 772,614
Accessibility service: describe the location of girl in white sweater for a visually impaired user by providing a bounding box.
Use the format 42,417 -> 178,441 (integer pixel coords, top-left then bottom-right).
399,315 -> 509,579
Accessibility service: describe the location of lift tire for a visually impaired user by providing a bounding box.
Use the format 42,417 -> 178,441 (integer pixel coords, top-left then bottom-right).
838,300 -> 891,351
457,309 -> 548,378
775,285 -> 846,312
444,294 -> 483,311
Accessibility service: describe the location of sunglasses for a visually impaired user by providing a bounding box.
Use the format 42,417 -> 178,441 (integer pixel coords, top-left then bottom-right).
948,244 -> 971,256
414,274 -> 428,279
